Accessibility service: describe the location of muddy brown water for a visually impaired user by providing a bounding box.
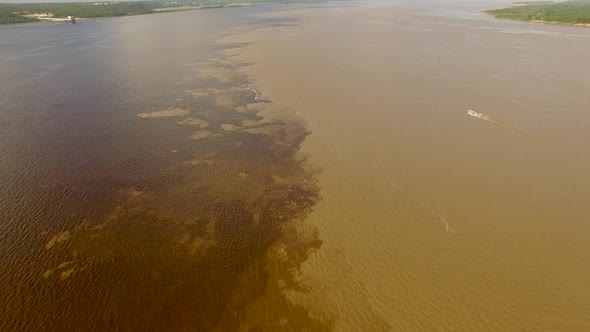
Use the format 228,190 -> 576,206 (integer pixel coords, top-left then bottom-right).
227,1 -> 590,330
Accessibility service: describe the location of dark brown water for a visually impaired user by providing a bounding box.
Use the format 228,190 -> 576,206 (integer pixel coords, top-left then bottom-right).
0,7 -> 328,330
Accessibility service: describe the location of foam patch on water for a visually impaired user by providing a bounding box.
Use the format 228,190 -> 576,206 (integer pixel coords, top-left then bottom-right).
221,123 -> 240,131
137,107 -> 191,118
44,231 -> 70,250
186,88 -> 211,97
190,129 -> 217,139
178,117 -> 209,128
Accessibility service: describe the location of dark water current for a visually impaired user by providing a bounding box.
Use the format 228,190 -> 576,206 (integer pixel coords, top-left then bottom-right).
0,6 -> 326,330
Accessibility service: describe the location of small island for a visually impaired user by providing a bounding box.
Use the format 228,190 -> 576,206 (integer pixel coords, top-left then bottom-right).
484,0 -> 590,27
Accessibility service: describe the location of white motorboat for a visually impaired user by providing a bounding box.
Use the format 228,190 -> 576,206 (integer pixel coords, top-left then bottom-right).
467,109 -> 486,118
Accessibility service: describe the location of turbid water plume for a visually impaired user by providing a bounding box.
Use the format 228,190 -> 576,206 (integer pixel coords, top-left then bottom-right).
229,3 -> 590,330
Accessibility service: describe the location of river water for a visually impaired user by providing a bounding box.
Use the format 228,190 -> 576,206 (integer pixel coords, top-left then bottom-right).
0,6 -> 327,330
1,1 -> 589,330
228,0 -> 590,330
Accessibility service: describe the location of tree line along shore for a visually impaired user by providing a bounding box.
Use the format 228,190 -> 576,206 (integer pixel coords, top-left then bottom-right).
484,0 -> 590,26
0,0 -> 310,24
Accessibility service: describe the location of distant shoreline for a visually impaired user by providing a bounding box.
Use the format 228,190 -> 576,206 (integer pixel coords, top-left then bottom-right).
0,1 -> 310,25
483,0 -> 590,28
486,17 -> 590,28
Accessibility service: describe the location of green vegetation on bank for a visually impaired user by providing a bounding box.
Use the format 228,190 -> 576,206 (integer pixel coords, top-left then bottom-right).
484,0 -> 590,25
0,0 -> 303,24
0,10 -> 39,23
1,2 -> 157,22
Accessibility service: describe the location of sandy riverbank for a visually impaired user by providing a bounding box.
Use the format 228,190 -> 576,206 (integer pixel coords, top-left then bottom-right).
528,19 -> 590,27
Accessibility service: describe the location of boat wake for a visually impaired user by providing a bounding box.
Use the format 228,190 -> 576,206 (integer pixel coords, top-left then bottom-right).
467,109 -> 529,135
